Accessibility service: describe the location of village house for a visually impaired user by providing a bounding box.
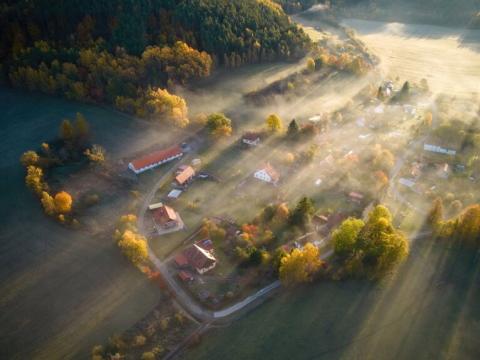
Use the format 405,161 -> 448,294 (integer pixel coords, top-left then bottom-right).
175,165 -> 195,187
151,203 -> 179,229
242,132 -> 262,147
128,145 -> 183,174
348,191 -> 364,203
254,163 -> 280,185
174,240 -> 217,274
423,143 -> 457,156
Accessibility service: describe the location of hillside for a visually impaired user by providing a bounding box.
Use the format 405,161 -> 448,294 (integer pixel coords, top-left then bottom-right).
0,0 -> 310,116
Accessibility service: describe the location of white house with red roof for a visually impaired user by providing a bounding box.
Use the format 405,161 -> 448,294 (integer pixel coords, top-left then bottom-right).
242,132 -> 261,146
254,163 -> 280,185
128,145 -> 183,174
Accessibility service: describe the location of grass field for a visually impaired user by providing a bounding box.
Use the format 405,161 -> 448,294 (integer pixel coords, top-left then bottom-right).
0,88 -> 162,359
343,19 -> 480,97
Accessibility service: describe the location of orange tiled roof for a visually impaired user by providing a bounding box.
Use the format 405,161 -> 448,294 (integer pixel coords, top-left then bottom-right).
152,205 -> 178,225
131,145 -> 182,171
175,166 -> 195,185
264,163 -> 279,182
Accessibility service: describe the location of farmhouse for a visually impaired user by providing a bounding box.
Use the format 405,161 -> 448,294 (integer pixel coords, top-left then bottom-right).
242,132 -> 261,146
128,145 -> 183,174
254,163 -> 280,185
175,165 -> 195,186
152,204 -> 179,229
175,242 -> 217,274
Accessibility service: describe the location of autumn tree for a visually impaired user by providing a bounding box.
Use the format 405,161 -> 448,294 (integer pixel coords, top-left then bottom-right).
279,243 -> 323,286
266,114 -> 283,133
424,112 -> 433,127
206,113 -> 233,138
54,191 -> 73,213
84,145 -> 106,163
306,57 -> 315,72
20,150 -> 39,167
40,191 -> 56,216
144,88 -> 189,128
374,170 -> 389,190
373,145 -> 395,172
25,165 -> 46,195
426,197 -> 444,229
118,229 -> 148,265
60,119 -> 74,142
74,112 -> 89,141
454,205 -> 480,244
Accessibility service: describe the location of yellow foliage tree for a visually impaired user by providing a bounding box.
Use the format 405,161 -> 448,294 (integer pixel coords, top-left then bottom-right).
118,229 -> 148,265
279,243 -> 323,286
266,113 -> 283,133
145,88 -> 189,128
20,150 -> 40,167
306,57 -> 315,72
25,165 -> 46,195
60,119 -> 74,141
84,145 -> 106,163
54,191 -> 73,213
40,191 -> 56,216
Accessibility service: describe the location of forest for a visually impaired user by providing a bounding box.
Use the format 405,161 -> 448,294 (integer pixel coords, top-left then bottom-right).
0,0 -> 311,120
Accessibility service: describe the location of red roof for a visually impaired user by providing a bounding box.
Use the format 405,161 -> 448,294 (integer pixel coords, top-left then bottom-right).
175,253 -> 189,267
183,244 -> 216,272
243,132 -> 261,141
152,205 -> 178,226
263,163 -> 280,183
178,270 -> 194,282
175,166 -> 195,185
130,145 -> 182,171
348,192 -> 364,199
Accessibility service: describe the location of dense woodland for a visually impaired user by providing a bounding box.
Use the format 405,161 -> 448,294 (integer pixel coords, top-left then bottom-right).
0,0 -> 311,120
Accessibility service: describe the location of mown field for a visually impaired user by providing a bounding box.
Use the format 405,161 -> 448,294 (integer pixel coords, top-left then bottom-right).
0,88 -> 162,360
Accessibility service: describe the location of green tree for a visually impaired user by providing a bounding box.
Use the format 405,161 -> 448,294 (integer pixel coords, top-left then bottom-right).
290,197 -> 315,227
206,113 -> 233,138
332,217 -> 365,257
287,119 -> 300,138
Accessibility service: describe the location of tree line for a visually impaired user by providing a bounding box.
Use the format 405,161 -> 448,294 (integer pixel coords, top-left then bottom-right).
1,0 -> 310,124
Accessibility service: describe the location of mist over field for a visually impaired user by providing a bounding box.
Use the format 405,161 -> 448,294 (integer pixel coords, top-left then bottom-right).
1,0 -> 480,359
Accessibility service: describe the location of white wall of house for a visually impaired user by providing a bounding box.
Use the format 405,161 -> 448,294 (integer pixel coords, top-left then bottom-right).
128,152 -> 183,174
243,138 -> 260,146
196,262 -> 216,274
254,169 -> 273,183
